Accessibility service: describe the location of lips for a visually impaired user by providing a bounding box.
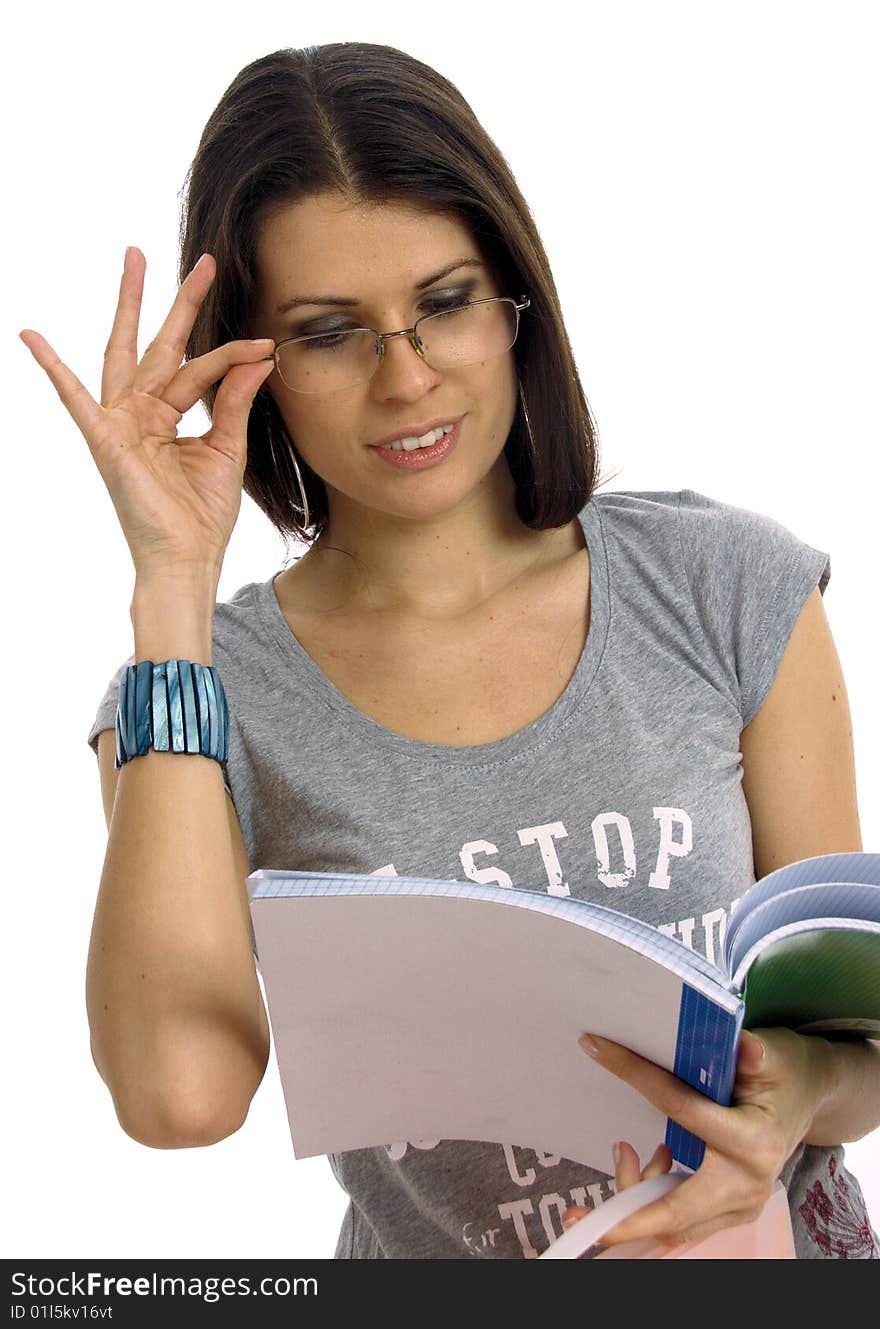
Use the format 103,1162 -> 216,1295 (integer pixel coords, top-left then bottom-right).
380,422 -> 456,452
371,416 -> 464,450
370,417 -> 463,471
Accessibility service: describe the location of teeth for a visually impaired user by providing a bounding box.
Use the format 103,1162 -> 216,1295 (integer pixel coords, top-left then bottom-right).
383,423 -> 454,452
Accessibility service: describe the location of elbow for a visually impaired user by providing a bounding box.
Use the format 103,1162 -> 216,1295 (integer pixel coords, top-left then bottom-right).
113,1094 -> 254,1151
90,1025 -> 270,1150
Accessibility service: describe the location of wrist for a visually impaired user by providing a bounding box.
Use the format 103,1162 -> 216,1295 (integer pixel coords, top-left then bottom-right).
799,1035 -> 840,1145
802,1035 -> 880,1146
131,577 -> 218,666
132,565 -> 221,604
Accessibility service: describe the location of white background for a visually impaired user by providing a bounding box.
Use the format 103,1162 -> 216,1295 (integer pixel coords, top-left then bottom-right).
4,0 -> 878,1259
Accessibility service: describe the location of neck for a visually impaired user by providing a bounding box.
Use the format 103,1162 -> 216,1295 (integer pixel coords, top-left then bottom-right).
291,462 -> 574,620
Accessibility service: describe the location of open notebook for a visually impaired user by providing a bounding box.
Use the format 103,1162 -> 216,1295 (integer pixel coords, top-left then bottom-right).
247,851 -> 880,1173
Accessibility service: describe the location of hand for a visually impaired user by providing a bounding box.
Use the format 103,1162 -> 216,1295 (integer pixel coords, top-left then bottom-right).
20,248 -> 276,581
571,1026 -> 834,1248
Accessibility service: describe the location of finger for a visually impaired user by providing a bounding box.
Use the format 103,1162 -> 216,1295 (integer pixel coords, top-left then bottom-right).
579,1033 -> 749,1156
20,329 -> 107,450
614,1139 -> 642,1191
162,339 -> 275,415
735,1029 -> 767,1079
204,358 -> 276,462
560,1147 -> 679,1239
560,1138 -> 661,1232
136,252 -> 216,396
598,1165 -> 764,1247
599,1177 -> 696,1246
640,1142 -> 674,1181
101,246 -> 146,405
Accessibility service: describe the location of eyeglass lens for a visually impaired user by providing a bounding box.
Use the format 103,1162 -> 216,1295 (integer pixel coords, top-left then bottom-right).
275,298 -> 519,394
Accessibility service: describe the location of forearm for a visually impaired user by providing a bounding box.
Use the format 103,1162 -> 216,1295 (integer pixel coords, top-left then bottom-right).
804,1036 -> 880,1146
87,579 -> 269,1146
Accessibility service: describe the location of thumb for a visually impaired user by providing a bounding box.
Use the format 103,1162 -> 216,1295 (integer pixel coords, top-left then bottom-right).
209,358 -> 276,459
736,1029 -> 767,1077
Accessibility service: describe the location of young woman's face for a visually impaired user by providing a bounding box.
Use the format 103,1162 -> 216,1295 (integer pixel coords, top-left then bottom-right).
251,191 -> 520,531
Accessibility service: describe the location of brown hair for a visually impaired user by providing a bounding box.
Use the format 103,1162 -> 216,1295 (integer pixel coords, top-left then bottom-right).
179,43 -> 608,550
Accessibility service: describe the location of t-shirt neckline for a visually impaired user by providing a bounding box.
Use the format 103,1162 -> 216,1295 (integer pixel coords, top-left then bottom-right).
256,498 -> 610,767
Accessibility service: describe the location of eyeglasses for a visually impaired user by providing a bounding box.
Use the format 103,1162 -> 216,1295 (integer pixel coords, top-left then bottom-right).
269,294 -> 530,395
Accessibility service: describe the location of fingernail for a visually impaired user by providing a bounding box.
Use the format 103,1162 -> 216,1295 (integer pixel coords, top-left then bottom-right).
579,1034 -> 601,1058
612,1141 -> 622,1169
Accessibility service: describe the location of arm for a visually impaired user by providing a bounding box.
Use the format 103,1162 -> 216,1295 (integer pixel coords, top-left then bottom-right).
803,1036 -> 880,1146
566,586 -> 879,1245
88,578 -> 270,1148
739,584 -> 862,878
739,582 -> 879,1145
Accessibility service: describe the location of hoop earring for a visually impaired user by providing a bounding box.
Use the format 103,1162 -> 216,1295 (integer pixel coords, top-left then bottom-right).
517,375 -> 536,456
265,409 -> 311,537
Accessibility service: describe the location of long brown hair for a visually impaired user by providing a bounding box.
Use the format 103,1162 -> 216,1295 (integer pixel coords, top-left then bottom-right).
179,43 -> 608,550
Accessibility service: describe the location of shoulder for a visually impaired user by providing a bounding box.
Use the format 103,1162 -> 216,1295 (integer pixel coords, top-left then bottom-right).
586,486 -> 685,525
589,484 -> 799,539
582,486 -> 687,586
210,576 -> 273,655
583,485 -> 686,553
590,485 -> 831,595
673,487 -> 831,597
675,487 -> 794,542
207,574 -> 287,707
213,575 -> 268,624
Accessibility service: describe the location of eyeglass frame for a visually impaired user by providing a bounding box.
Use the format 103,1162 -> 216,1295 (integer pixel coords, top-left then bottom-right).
264,293 -> 531,394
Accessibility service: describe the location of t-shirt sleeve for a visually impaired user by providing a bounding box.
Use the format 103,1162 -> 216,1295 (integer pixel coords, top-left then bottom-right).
86,655 -> 235,800
677,488 -> 831,729
86,654 -> 133,763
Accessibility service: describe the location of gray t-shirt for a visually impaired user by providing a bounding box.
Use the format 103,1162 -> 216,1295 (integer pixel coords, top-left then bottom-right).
87,487 -> 879,1260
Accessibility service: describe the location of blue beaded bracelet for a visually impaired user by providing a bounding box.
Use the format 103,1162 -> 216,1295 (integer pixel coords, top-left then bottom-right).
115,659 -> 229,769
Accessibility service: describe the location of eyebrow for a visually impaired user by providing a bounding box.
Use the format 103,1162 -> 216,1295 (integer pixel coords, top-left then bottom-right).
273,259 -> 486,316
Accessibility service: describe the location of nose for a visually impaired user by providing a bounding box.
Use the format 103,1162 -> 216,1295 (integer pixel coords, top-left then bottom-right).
370,328 -> 443,401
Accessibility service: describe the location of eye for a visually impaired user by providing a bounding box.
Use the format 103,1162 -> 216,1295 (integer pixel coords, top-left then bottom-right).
304,331 -> 350,349
422,294 -> 470,312
420,283 -> 479,314
287,280 -> 484,339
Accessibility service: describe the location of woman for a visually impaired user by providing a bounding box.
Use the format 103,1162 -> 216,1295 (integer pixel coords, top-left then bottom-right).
22,43 -> 879,1259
